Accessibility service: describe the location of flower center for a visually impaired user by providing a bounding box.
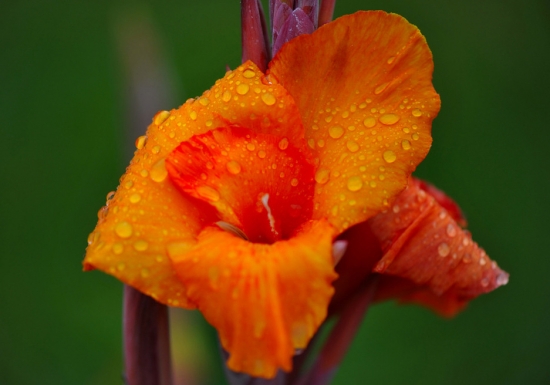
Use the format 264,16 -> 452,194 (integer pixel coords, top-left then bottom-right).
166,126 -> 316,244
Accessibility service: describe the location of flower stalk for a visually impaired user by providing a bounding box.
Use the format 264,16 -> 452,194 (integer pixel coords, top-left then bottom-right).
123,285 -> 173,385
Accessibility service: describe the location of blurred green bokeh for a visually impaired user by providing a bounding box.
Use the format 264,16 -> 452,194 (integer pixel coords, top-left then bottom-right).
1,1 -> 549,384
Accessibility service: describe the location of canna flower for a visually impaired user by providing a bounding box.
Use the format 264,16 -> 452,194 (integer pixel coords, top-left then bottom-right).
84,9 -> 506,379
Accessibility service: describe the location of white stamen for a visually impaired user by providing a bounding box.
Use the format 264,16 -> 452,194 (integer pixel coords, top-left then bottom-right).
332,240 -> 348,266
261,194 -> 278,236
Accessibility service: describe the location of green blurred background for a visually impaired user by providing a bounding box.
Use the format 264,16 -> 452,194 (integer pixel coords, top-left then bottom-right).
1,0 -> 549,384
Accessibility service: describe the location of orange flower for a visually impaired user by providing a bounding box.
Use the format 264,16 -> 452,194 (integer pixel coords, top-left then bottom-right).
85,11 -> 441,378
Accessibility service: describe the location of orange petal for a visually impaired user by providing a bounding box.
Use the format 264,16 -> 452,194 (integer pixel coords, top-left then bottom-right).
168,220 -> 337,378
84,60 -> 305,306
368,178 -> 508,315
166,126 -> 316,243
269,11 -> 440,232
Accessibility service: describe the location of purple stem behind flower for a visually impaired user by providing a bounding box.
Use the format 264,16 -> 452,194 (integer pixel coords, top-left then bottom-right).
242,0 -> 271,71
295,276 -> 379,385
318,0 -> 336,27
123,286 -> 173,385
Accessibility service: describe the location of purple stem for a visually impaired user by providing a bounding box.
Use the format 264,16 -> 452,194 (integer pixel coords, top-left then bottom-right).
295,276 -> 379,385
318,0 -> 336,27
241,0 -> 271,70
123,286 -> 173,385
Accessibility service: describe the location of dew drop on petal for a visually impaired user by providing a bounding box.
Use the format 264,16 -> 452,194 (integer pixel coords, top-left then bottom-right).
346,141 -> 359,152
197,186 -> 220,202
222,91 -> 232,102
115,222 -> 133,238
129,193 -> 141,204
446,223 -> 457,237
379,114 -> 400,125
315,169 -> 330,184
291,178 -> 298,187
278,137 -> 289,150
135,136 -> 147,150
438,242 -> 450,257
347,176 -> 363,192
329,126 -> 344,139
154,110 -> 170,125
246,143 -> 256,151
412,133 -> 420,141
243,69 -> 256,78
189,111 -> 197,120
401,140 -> 411,150
412,108 -> 422,117
363,117 -> 376,128
151,145 -> 161,154
112,243 -> 124,254
383,150 -> 397,163
134,240 -> 149,252
374,82 -> 389,95
226,160 -> 241,175
257,150 -> 266,159
236,83 -> 250,95
150,159 -> 168,183
261,93 -> 276,105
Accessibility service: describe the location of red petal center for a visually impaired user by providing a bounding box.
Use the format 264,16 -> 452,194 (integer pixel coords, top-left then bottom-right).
166,126 -> 316,243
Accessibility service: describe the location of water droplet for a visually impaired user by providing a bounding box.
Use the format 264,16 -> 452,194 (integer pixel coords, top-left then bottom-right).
154,110 -> 170,125
479,257 -> 487,266
140,169 -> 149,177
412,108 -> 422,117
246,143 -> 256,151
383,150 -> 397,163
129,193 -> 141,204
496,272 -> 509,286
401,140 -> 411,150
124,180 -> 133,189
346,141 -> 359,152
393,205 -> 400,213
236,83 -> 250,95
412,133 -> 419,141
374,82 -> 389,94
379,114 -> 400,125
226,160 -> 241,174
151,145 -> 161,154
402,127 -> 410,133
261,93 -> 276,105
243,69 -> 256,78
481,277 -> 489,287
135,136 -> 147,150
257,150 -> 266,159
150,159 -> 168,183
278,137 -> 289,150
199,97 -> 209,106
197,186 -> 220,201
205,120 -> 213,127
112,243 -> 123,254
329,126 -> 344,139
290,178 -> 299,187
387,56 -> 395,64
363,117 -> 376,128
446,223 -> 457,237
315,169 -> 330,184
222,90 -> 232,102
115,222 -> 133,238
134,239 -> 149,251
189,111 -> 197,120
438,242 -> 450,257
347,176 -> 363,192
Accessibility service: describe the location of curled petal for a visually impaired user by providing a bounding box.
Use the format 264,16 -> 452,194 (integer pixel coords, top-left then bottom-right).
269,11 -> 440,233
168,220 -> 337,378
370,178 -> 509,316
